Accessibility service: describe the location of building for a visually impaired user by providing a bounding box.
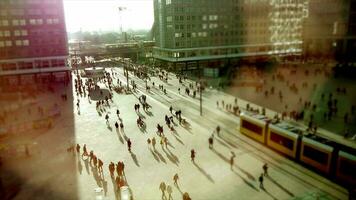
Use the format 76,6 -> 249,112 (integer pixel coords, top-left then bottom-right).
303,0 -> 356,61
0,0 -> 70,86
153,0 -> 307,75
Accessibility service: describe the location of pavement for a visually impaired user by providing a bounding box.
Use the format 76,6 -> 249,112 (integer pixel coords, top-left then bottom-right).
0,66 -> 352,200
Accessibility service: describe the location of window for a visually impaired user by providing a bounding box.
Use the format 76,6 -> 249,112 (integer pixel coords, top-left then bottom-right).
0,41 -> 4,47
36,19 -> 43,24
12,19 -> 19,26
21,30 -> 28,36
15,40 -> 22,46
20,19 -> 26,26
14,30 -> 21,36
270,132 -> 294,150
5,41 -> 12,47
46,19 -> 53,24
303,145 -> 329,165
202,15 -> 207,21
202,24 -> 207,29
29,19 -> 36,25
23,40 -> 29,46
166,0 -> 171,5
53,18 -> 59,24
166,16 -> 172,22
241,120 -> 262,135
4,31 -> 10,37
0,31 -> 2,37
2,20 -> 8,26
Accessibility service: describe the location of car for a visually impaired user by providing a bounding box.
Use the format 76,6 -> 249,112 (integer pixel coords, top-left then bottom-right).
120,186 -> 132,200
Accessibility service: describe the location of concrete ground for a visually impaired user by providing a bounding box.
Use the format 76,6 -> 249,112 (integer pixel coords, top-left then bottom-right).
225,62 -> 356,136
0,65 -> 351,200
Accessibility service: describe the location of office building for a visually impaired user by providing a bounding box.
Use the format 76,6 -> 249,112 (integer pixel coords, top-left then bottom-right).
0,0 -> 70,86
153,0 -> 307,75
303,0 -> 356,61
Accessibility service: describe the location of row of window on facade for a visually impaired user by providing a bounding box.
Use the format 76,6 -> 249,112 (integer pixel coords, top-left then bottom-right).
173,29 -> 269,38
0,30 -> 28,37
0,40 -> 29,47
0,59 -> 66,71
173,37 -> 269,48
168,22 -> 269,30
167,15 -> 219,22
0,18 -> 60,26
0,8 -> 59,16
155,45 -> 280,58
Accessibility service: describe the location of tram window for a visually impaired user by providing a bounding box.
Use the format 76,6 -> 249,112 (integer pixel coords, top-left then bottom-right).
303,145 -> 328,165
339,159 -> 356,178
241,120 -> 262,135
270,131 -> 294,150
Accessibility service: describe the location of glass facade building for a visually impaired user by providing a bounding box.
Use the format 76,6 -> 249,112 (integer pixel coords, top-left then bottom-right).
153,0 -> 307,71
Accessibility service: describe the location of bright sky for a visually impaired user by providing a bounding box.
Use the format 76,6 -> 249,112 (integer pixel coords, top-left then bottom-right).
63,0 -> 154,32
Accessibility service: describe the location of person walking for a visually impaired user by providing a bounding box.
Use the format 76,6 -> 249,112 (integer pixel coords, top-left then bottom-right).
76,144 -> 80,154
208,137 -> 214,149
98,159 -> 103,172
230,152 -> 236,170
89,150 -> 94,163
115,122 -> 119,129
147,138 -> 151,148
190,149 -> 196,162
159,182 -> 167,200
263,163 -> 268,176
173,173 -> 179,186
82,144 -> 88,157
93,155 -> 98,167
216,126 -> 221,136
259,173 -> 264,189
127,138 -> 132,152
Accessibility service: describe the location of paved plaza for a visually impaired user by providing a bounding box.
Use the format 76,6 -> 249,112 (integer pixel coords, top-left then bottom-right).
0,65 -> 352,200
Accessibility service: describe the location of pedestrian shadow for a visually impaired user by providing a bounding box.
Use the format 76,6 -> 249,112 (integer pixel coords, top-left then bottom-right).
173,134 -> 184,145
236,165 -> 256,181
261,187 -> 279,200
116,129 -> 124,144
139,123 -> 147,133
102,179 -> 108,196
167,148 -> 180,163
212,148 -> 255,181
91,166 -> 103,187
154,149 -> 167,163
77,155 -> 83,175
149,149 -> 160,163
110,175 -> 120,200
267,176 -> 294,197
130,152 -> 140,167
137,111 -> 146,119
107,125 -> 113,132
162,147 -> 179,166
219,135 -> 238,148
215,137 -> 231,149
193,162 -> 214,183
232,169 -> 259,192
145,110 -> 154,116
83,156 -> 90,175
175,184 -> 183,195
